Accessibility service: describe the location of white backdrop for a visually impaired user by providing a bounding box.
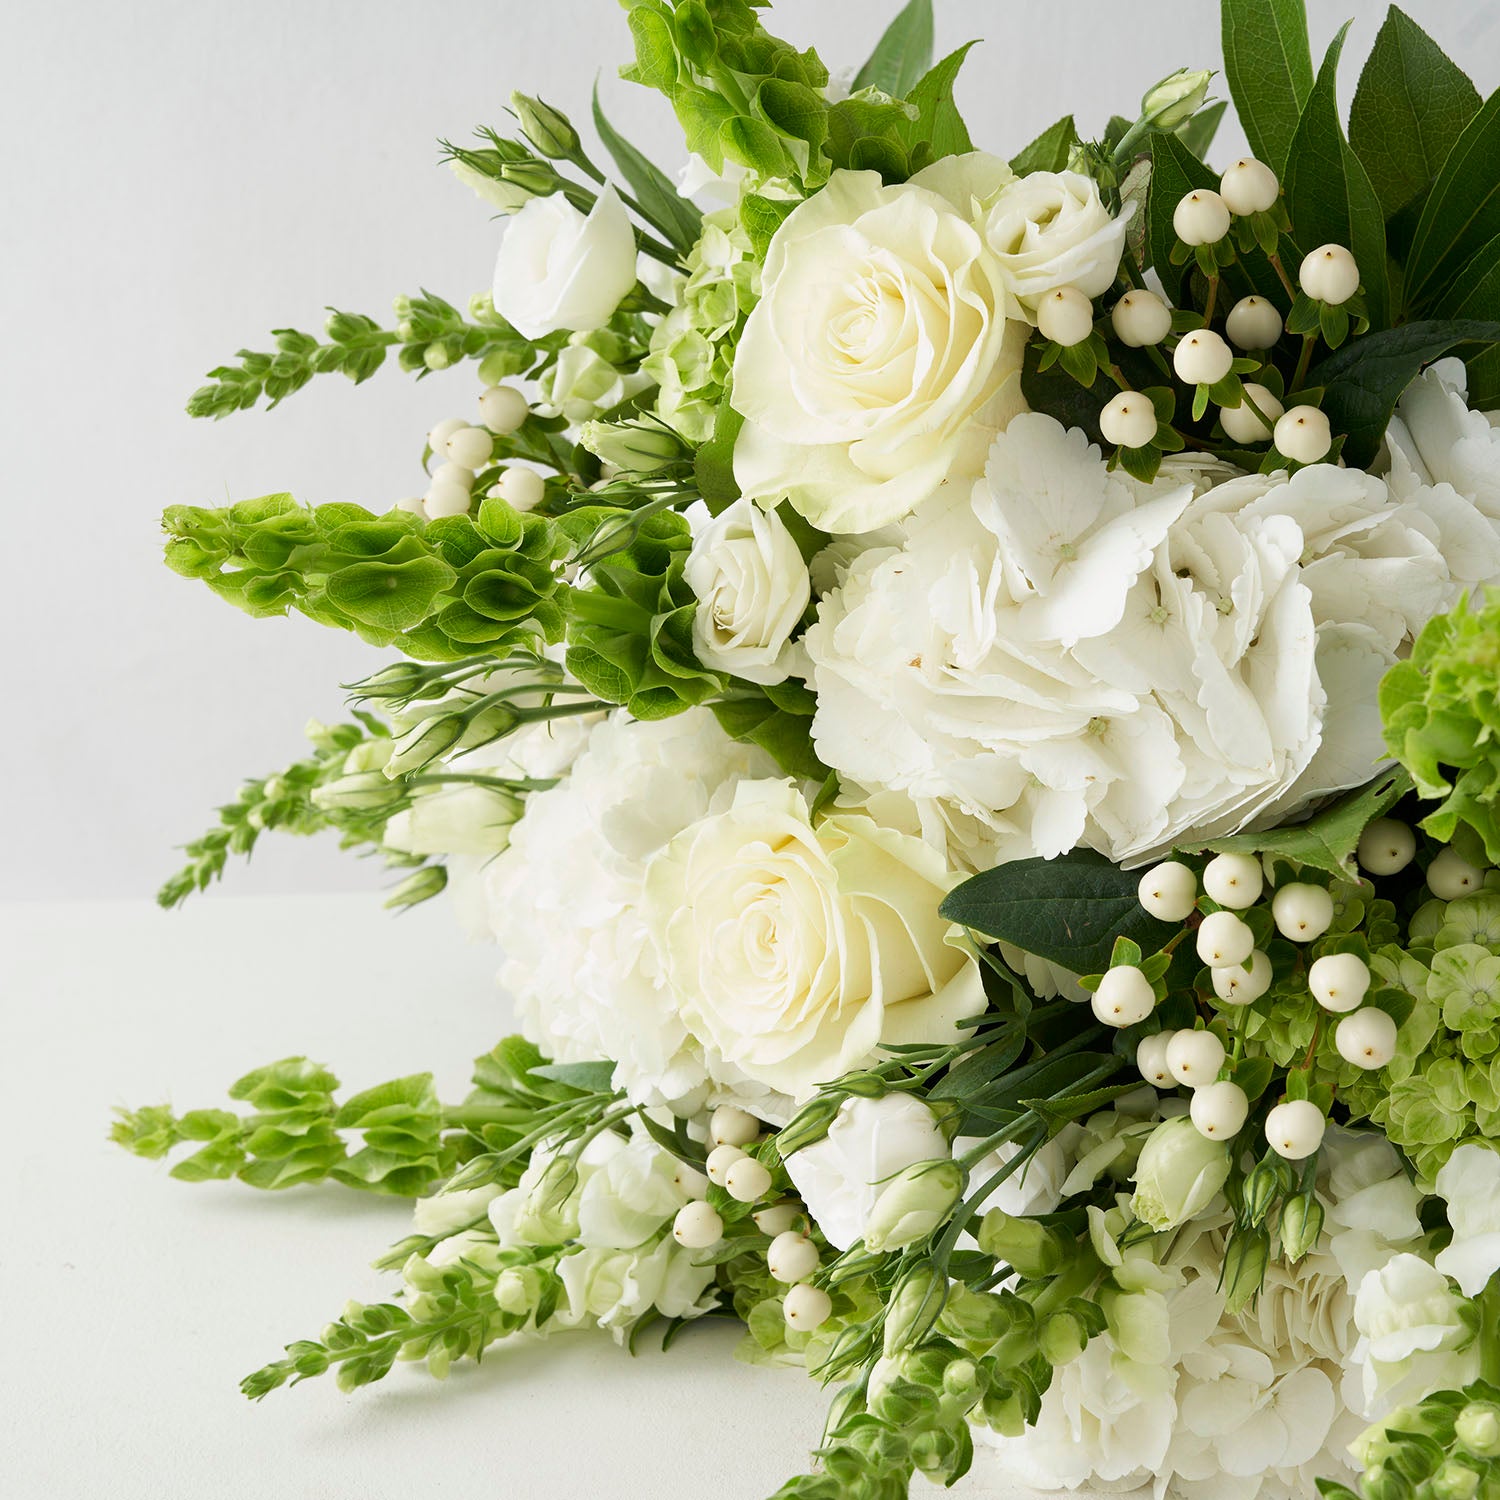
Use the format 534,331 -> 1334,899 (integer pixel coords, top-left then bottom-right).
6,0 -> 1492,901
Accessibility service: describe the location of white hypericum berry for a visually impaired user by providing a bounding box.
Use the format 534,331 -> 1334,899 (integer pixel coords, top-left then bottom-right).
394,496 -> 427,516
493,467 -> 546,512
711,1105 -> 760,1148
1335,1008 -> 1398,1069
1173,328 -> 1234,386
1271,882 -> 1335,942
1225,295 -> 1283,350
431,460 -> 475,491
752,1203 -> 803,1238
725,1155 -> 773,1204
1264,1099 -> 1327,1160
478,383 -> 529,435
767,1231 -> 821,1284
1092,965 -> 1156,1027
1138,861 -> 1198,921
706,1143 -> 746,1186
1212,949 -> 1273,1005
1136,1030 -> 1175,1087
783,1282 -> 833,1330
1428,847 -> 1489,900
1100,391 -> 1158,449
1197,909 -> 1255,967
1219,383 -> 1284,443
423,481 -> 472,519
1166,1028 -> 1227,1088
672,1200 -> 724,1249
1202,853 -> 1265,909
1274,405 -> 1333,464
1357,818 -> 1417,877
1112,290 -> 1174,347
1037,286 -> 1096,347
1173,188 -> 1232,246
427,416 -> 467,451
1219,157 -> 1280,216
1191,1079 -> 1249,1139
444,424 -> 494,471
1299,243 -> 1361,305
1308,952 -> 1371,1013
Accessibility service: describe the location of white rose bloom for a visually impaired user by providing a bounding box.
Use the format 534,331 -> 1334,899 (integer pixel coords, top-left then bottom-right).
731,168 -> 1028,535
685,497 -> 811,684
1433,1141 -> 1500,1296
783,1093 -> 949,1251
492,185 -> 638,339
644,778 -> 985,1100
983,169 -> 1131,314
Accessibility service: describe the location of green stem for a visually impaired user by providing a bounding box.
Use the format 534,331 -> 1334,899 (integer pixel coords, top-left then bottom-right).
1267,251 -> 1297,301
1291,334 -> 1318,394
1479,1279 -> 1500,1385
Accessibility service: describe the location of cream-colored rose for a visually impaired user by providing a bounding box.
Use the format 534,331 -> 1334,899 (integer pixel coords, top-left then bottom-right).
984,170 -> 1129,316
643,779 -> 985,1099
685,498 -> 810,685
492,185 -> 638,339
731,168 -> 1027,534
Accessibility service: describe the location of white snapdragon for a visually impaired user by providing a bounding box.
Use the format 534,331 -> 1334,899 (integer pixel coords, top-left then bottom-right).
1433,1142 -> 1500,1296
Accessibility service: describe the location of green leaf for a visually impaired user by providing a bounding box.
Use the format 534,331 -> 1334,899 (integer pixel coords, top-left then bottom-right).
1305,317 -> 1500,467
1019,1082 -> 1140,1135
1009,116 -> 1078,176
1146,132 -> 1218,300
901,43 -> 977,159
1348,7 -> 1480,223
1221,0 -> 1315,174
323,556 -> 458,634
852,0 -> 933,99
592,85 -> 703,253
939,849 -> 1176,976
529,1060 -> 619,1093
1176,99 -> 1228,161
1283,24 -> 1389,328
1406,87 -> 1500,313
1439,234 -> 1500,405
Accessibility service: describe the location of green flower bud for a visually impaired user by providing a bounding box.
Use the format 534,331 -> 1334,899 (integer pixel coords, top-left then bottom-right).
1457,1401 -> 1500,1459
578,419 -> 688,474
1241,1155 -> 1291,1225
384,713 -> 468,777
776,1093 -> 844,1157
1431,1461 -> 1482,1500
384,864 -> 448,910
510,92 -> 581,159
883,1263 -> 949,1356
863,1160 -> 964,1252
1221,1224 -> 1271,1315
312,770 -> 402,812
1131,1116 -> 1231,1231
976,1209 -> 1066,1278
478,347 -> 529,385
980,1387 -> 1026,1437
908,1425 -> 963,1479
1141,68 -> 1213,132
1038,1309 -> 1088,1366
936,1285 -> 1028,1345
942,1358 -> 981,1405
1279,1191 -> 1324,1262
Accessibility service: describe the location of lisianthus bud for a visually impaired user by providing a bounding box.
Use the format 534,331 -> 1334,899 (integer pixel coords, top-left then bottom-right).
384,864 -> 448,909
312,770 -> 402,813
1141,68 -> 1213,131
1221,1224 -> 1271,1313
384,713 -> 467,777
863,1160 -> 964,1251
1130,1116 -> 1231,1230
514,1156 -> 579,1243
1279,1191 -> 1324,1261
579,419 -> 687,474
1241,1156 -> 1291,1225
883,1262 -> 949,1355
509,92 -> 580,160
977,1209 -> 1066,1278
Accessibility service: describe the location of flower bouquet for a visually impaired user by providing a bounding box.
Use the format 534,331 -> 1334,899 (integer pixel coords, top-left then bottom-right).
118,0 -> 1500,1495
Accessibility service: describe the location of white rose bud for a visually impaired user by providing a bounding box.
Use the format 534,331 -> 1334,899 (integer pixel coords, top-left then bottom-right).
1219,157 -> 1280,216
1299,244 -> 1361,306
1111,289 -> 1173,348
1100,391 -> 1158,449
1173,328 -> 1233,386
1036,286 -> 1096,347
985,169 -> 1130,310
1140,68 -> 1212,132
1172,189 -> 1231,246
863,1159 -> 964,1251
1131,1116 -> 1232,1230
1225,295 -> 1283,350
1219,383 -> 1284,443
1274,405 -> 1333,464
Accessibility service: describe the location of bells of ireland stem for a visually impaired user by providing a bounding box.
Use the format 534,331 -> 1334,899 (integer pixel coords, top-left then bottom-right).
862,1160 -> 964,1252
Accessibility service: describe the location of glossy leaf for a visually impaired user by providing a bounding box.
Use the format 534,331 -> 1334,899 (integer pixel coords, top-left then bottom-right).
592,85 -> 703,253
1009,116 -> 1078,176
852,0 -> 934,99
1221,0 -> 1314,174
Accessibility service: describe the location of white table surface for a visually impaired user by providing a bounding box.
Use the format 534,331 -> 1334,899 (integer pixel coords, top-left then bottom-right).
2,893 -> 1098,1500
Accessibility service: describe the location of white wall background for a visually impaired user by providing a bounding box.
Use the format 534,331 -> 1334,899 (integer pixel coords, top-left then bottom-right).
5,0 -> 1495,901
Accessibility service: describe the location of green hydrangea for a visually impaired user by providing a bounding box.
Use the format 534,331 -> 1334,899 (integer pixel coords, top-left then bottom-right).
1382,591 -> 1500,862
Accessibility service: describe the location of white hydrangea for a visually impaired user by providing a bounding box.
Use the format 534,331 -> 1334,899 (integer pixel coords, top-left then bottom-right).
805,411 -> 1479,869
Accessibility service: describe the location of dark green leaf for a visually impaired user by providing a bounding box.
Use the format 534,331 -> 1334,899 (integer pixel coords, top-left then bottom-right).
1221,0 -> 1315,174
1146,132 -> 1218,300
1440,233 -> 1500,405
852,0 -> 934,99
1009,116 -> 1078,176
901,43 -> 977,159
940,849 -> 1176,975
592,85 -> 703,253
1176,99 -> 1229,161
1019,1082 -> 1139,1134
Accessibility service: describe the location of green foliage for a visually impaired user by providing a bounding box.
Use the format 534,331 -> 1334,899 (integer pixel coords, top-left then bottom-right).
710,678 -> 829,782
852,0 -> 933,100
592,86 -> 704,254
1383,593 -> 1500,862
1220,0 -> 1314,176
1009,116 -> 1078,176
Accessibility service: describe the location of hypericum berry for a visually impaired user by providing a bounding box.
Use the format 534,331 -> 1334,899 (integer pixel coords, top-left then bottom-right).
1274,405 -> 1333,464
1202,853 -> 1265,909
1191,1079 -> 1249,1139
672,1200 -> 724,1249
1212,949 -> 1273,1005
752,1203 -> 802,1237
1428,846 -> 1489,900
1308,952 -> 1371,1013
767,1231 -> 820,1284
492,466 -> 546,512
1166,1028 -> 1227,1088
1037,286 -> 1096,346
1197,909 -> 1255,966
1100,391 -> 1158,449
1299,244 -> 1361,305
725,1155 -> 773,1204
1138,861 -> 1198,921
1173,189 -> 1232,246
1219,157 -> 1280,216
427,416 -> 467,451
1264,1099 -> 1327,1160
1112,290 -> 1173,347
711,1105 -> 760,1148
1092,965 -> 1156,1027
706,1143 -> 746,1186
1335,1008 -> 1398,1069
430,460 -> 474,490
1173,328 -> 1234,386
1219,383 -> 1284,444
423,480 -> 472,519
1271,882 -> 1335,942
394,496 -> 427,516
478,383 -> 529,435
1225,295 -> 1283,350
1136,1030 -> 1175,1087
444,424 -> 494,471
783,1282 -> 833,1331
1357,818 -> 1416,876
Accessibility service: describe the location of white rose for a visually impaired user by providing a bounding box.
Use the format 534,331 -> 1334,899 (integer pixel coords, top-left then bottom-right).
784,1093 -> 950,1251
382,782 -> 521,858
643,778 -> 986,1100
1130,1116 -> 1231,1231
1433,1141 -> 1500,1296
731,168 -> 1027,534
983,170 -> 1130,315
492,185 -> 638,339
685,497 -> 811,685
